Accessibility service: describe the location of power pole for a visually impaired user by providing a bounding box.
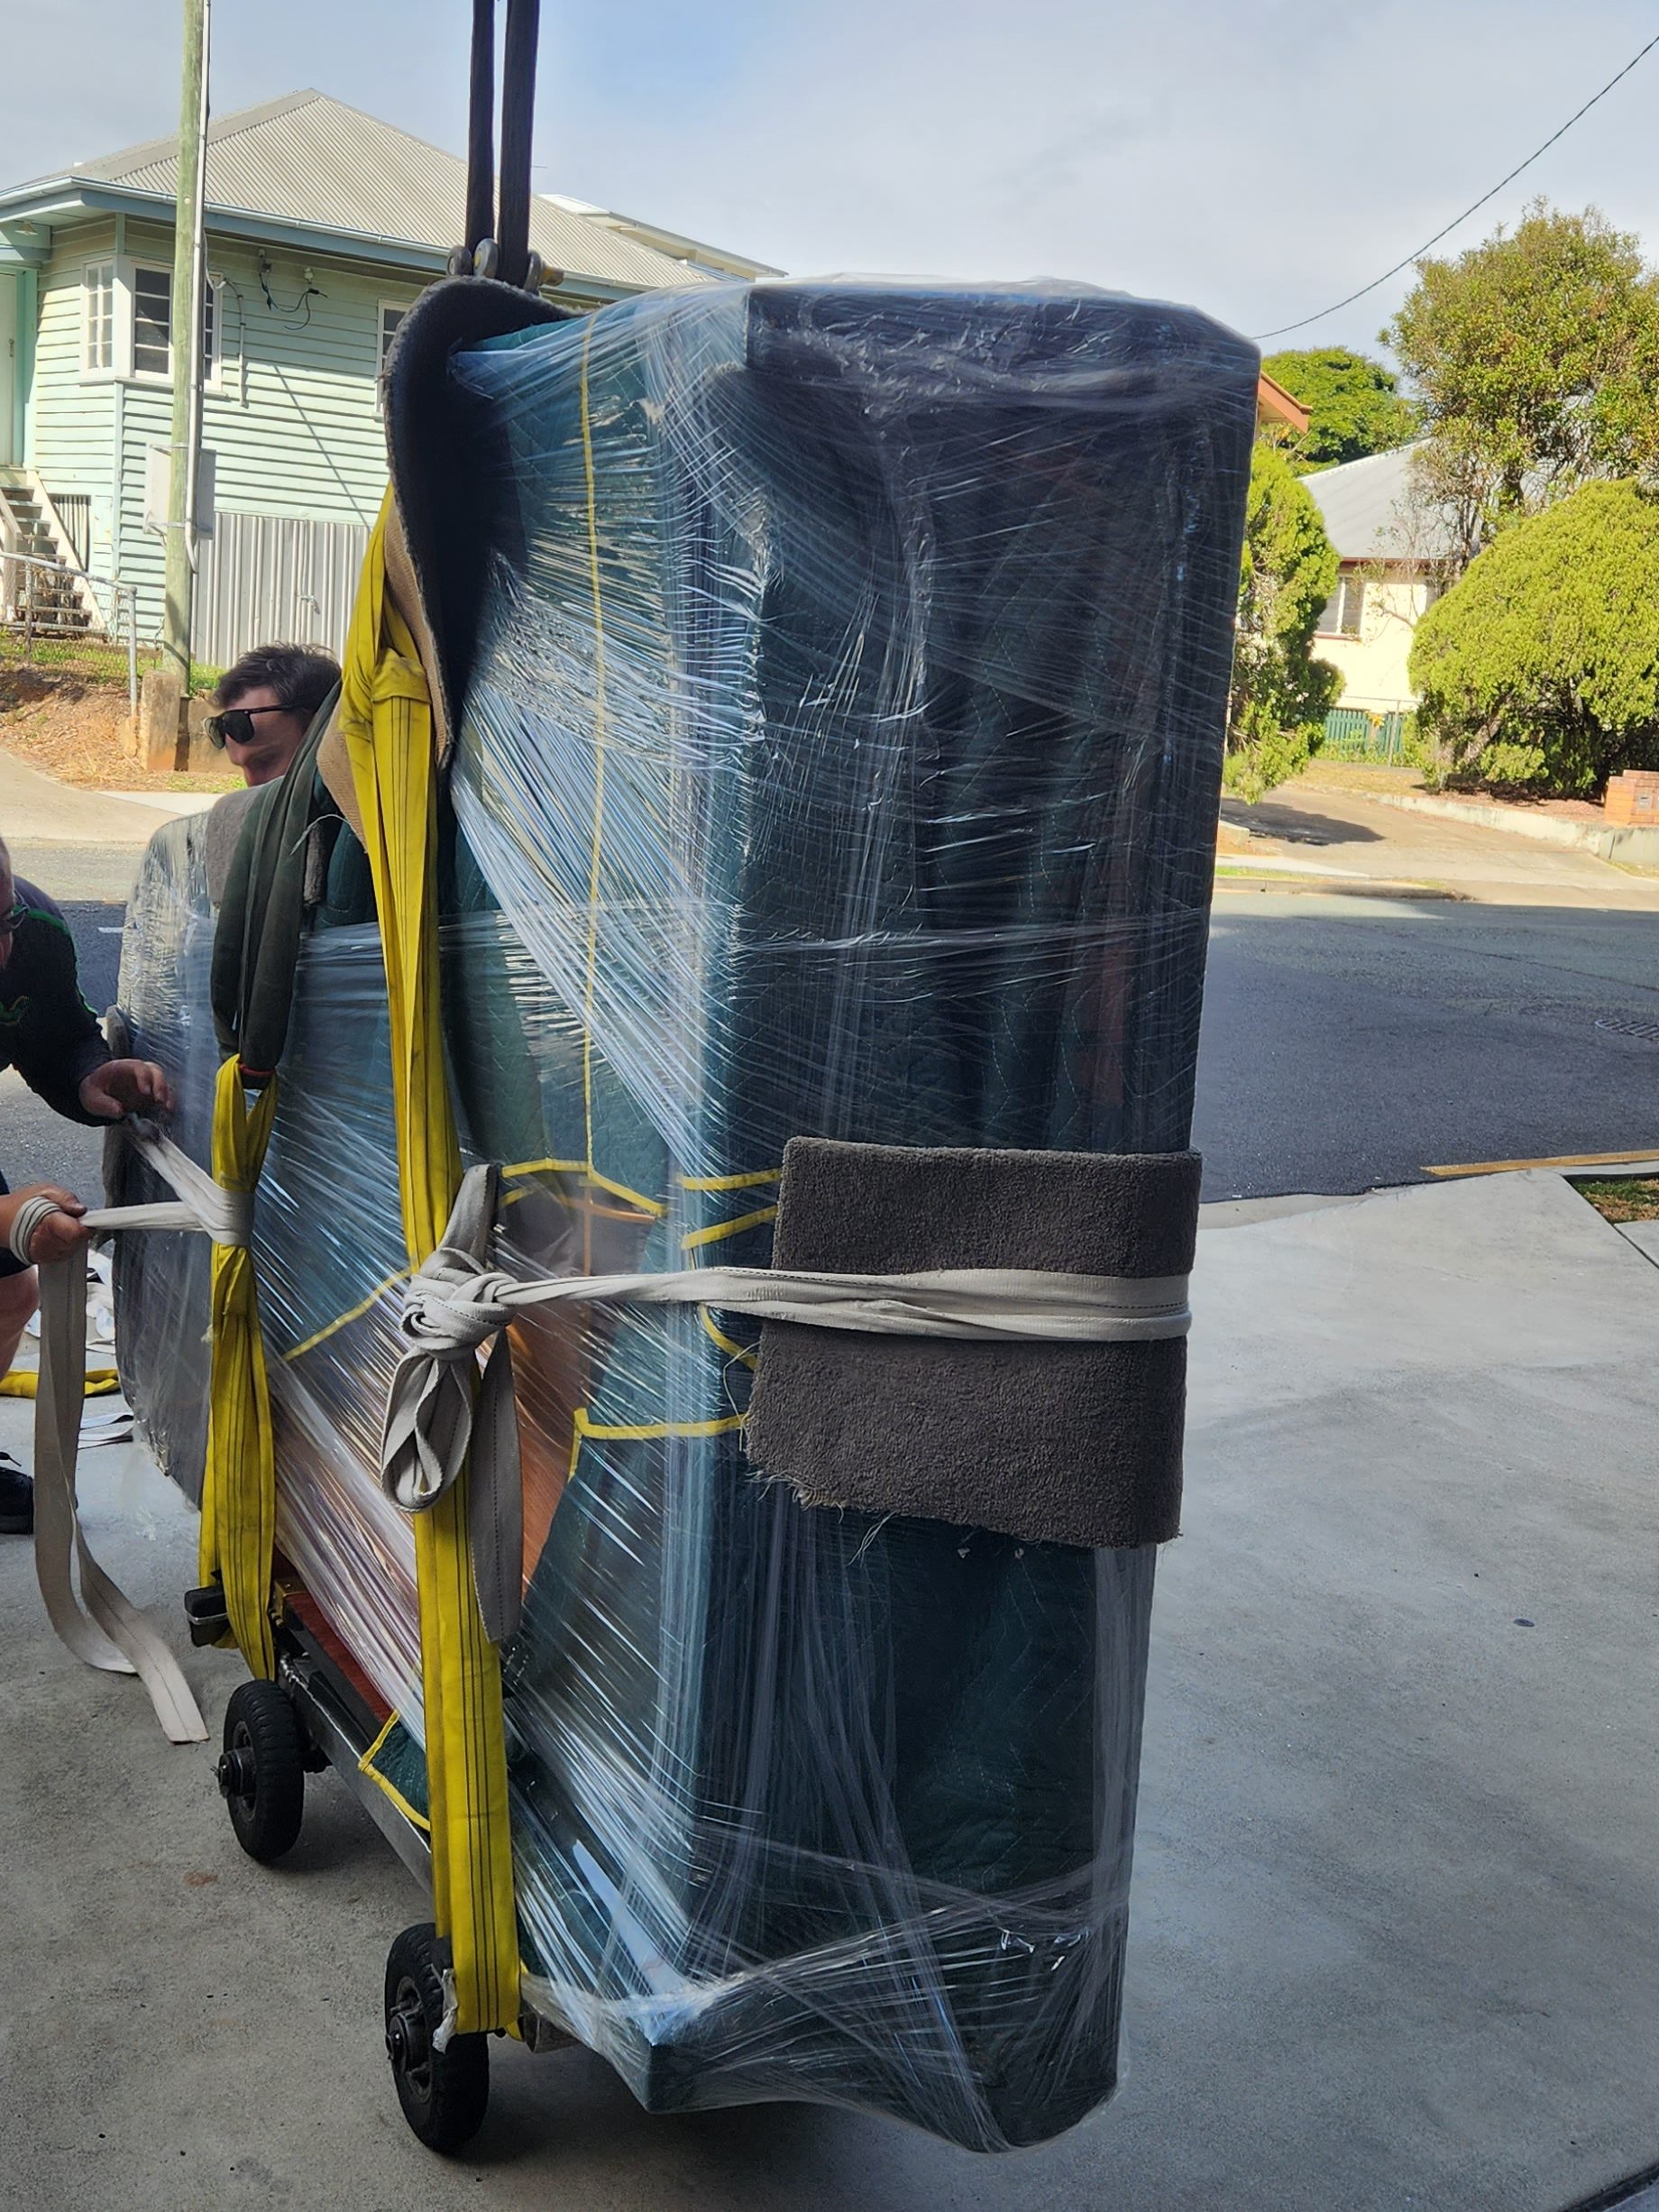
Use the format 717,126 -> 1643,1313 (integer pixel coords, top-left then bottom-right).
160,0 -> 209,688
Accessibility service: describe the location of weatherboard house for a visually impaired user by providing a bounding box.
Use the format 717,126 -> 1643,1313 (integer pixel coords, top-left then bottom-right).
0,90 -> 771,664
1303,441 -> 1458,720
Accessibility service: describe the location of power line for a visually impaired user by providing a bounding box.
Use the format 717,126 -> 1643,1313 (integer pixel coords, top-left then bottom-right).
1253,25 -> 1659,343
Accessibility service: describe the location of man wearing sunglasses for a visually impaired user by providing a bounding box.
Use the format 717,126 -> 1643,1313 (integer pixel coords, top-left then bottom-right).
0,838 -> 174,1532
205,643 -> 342,788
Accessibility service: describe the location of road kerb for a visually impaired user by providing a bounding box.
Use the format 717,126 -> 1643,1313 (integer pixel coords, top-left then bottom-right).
1424,1148 -> 1659,1179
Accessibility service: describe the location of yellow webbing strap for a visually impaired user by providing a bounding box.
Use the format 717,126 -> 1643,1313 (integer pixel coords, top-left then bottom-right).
200,1056 -> 280,1678
337,496 -> 520,2038
0,1368 -> 119,1398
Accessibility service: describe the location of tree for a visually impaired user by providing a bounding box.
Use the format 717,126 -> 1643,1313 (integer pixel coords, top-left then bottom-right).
1387,202 -> 1659,567
1409,478 -> 1659,795
1260,347 -> 1419,472
1224,444 -> 1342,803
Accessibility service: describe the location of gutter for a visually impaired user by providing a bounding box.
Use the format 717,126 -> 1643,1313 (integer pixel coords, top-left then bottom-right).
0,179 -> 649,303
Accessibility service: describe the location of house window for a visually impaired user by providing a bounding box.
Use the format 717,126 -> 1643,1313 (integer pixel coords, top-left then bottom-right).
1319,574 -> 1366,638
133,266 -> 171,376
130,267 -> 217,382
82,261 -> 116,375
376,303 -> 407,413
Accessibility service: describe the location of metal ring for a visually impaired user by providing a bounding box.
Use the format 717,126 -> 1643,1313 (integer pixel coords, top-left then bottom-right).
473,238 -> 500,280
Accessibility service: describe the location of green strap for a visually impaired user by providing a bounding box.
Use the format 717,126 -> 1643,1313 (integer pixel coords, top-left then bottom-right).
209,684 -> 342,1078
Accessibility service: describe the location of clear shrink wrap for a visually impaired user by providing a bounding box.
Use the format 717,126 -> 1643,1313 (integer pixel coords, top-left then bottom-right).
112,817 -> 217,1501
115,280 -> 1256,2150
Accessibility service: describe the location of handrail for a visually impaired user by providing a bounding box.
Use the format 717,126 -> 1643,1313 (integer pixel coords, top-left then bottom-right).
0,546 -> 142,716
0,543 -> 133,601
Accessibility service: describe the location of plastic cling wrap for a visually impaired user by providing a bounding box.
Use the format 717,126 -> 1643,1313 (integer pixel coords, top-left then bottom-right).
115,280 -> 1257,2151
111,818 -> 218,1501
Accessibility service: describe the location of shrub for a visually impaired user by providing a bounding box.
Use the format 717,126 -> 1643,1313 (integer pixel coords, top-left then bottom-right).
1409,478 -> 1659,795
1224,444 -> 1342,803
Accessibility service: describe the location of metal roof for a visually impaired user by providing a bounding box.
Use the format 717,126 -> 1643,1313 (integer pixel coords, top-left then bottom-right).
25,90 -> 720,295
542,192 -> 782,280
1301,442 -> 1460,564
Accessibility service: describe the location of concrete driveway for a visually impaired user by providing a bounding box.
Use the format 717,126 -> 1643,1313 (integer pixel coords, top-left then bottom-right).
2,1168 -> 1654,2210
1221,773 -> 1659,910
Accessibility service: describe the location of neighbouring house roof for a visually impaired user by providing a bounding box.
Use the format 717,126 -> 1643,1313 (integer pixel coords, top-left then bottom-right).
1256,372 -> 1309,435
1301,441 -> 1460,564
543,192 -> 781,281
0,90 -> 747,298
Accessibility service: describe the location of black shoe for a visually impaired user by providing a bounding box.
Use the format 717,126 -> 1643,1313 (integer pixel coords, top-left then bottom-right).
0,1453 -> 32,1535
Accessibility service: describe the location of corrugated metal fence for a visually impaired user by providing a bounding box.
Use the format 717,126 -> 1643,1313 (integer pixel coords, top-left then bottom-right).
195,511 -> 370,673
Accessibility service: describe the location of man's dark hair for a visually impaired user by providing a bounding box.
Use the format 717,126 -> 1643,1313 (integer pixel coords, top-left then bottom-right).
213,643 -> 341,719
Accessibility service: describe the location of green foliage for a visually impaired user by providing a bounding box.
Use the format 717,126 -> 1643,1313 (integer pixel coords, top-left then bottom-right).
1398,711 -> 1440,782
1224,444 -> 1343,803
1387,203 -> 1659,564
1409,478 -> 1659,794
1260,347 -> 1419,471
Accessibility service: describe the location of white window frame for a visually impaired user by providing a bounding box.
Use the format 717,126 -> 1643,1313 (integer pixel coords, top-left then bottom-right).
1317,573 -> 1367,639
200,274 -> 222,390
124,262 -> 221,390
80,258 -> 118,381
376,300 -> 408,412
129,262 -> 173,382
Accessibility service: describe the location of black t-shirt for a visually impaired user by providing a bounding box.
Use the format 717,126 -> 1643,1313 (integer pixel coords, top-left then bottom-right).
0,878 -> 111,1124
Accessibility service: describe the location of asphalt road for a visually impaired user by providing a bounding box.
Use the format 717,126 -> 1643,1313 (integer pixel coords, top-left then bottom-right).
1196,889 -> 1659,1198
8,839 -> 1659,1208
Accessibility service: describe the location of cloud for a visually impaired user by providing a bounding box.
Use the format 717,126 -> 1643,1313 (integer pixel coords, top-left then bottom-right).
536,0 -> 1659,351
6,0 -> 1659,358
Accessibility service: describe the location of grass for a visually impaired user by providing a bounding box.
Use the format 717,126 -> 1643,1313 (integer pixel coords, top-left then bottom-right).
0,628 -> 153,691
0,650 -> 241,794
1576,1177 -> 1659,1224
0,632 -> 223,694
1292,758 -> 1427,794
158,768 -> 240,794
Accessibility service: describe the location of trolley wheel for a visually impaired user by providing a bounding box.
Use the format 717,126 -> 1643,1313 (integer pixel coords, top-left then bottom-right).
215,1680 -> 306,1862
384,1923 -> 490,2152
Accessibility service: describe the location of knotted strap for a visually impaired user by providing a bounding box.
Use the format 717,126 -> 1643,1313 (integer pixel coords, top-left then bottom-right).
380,1166 -> 523,1643
380,1161 -> 1194,1632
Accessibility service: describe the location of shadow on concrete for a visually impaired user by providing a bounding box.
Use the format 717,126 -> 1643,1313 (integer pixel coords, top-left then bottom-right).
1221,797 -> 1384,847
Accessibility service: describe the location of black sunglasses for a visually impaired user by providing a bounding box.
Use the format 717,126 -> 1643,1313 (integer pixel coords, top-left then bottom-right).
206,703 -> 293,748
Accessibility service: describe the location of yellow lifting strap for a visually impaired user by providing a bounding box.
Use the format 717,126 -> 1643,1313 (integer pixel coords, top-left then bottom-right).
200,1056 -> 280,1679
336,492 -> 521,2037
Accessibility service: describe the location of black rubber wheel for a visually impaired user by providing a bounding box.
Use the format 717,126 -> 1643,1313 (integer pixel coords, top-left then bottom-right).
384,1923 -> 490,2152
216,1680 -> 306,1862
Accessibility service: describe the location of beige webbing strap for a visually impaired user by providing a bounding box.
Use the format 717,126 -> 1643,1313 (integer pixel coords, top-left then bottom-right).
32,1237 -> 207,1744
19,1120 -> 245,1746
123,1122 -> 253,1247
380,1161 -> 1195,1639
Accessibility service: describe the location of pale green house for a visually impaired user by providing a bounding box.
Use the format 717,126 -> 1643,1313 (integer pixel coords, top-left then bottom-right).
0,90 -> 771,662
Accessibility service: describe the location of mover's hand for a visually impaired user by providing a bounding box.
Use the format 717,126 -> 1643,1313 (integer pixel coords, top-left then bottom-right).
0,1184 -> 89,1265
78,1059 -> 175,1120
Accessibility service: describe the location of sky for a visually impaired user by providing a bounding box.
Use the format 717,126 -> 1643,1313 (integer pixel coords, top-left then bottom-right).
9,0 -> 1659,363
